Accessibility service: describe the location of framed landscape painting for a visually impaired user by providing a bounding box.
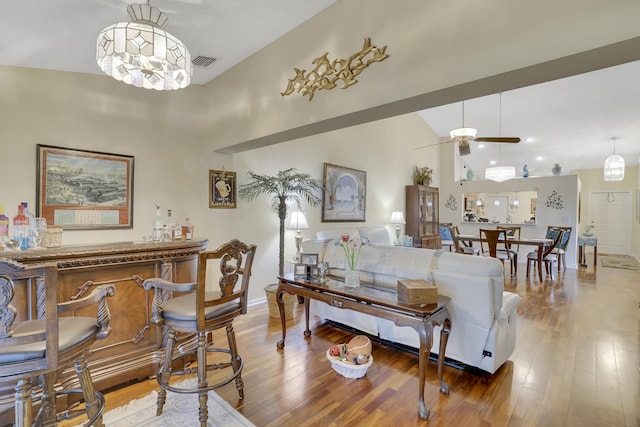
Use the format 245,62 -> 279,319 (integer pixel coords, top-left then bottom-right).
36,145 -> 134,229
322,163 -> 366,222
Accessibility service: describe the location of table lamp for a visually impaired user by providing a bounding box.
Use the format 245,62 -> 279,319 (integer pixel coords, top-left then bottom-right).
390,211 -> 405,244
287,210 -> 310,261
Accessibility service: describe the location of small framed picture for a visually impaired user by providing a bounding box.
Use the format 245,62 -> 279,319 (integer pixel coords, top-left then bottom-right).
300,253 -> 319,265
294,264 -> 307,278
309,266 -> 320,278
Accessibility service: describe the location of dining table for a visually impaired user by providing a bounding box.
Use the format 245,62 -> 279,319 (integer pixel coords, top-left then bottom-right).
457,233 -> 554,281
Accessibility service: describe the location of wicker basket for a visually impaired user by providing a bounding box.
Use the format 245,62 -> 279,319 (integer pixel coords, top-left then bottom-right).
264,284 -> 296,319
326,349 -> 373,379
42,227 -> 63,248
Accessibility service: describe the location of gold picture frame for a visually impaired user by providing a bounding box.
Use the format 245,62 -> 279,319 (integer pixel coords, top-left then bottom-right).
36,144 -> 134,229
209,170 -> 236,209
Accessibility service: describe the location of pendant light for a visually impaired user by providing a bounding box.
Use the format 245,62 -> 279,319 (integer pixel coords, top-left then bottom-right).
603,137 -> 625,181
485,93 -> 516,182
96,1 -> 192,90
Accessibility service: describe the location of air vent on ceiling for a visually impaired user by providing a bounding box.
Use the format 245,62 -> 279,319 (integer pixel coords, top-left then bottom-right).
192,56 -> 217,67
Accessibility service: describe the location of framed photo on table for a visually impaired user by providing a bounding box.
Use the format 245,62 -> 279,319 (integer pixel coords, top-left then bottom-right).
36,145 -> 134,229
322,163 -> 366,222
209,170 -> 236,209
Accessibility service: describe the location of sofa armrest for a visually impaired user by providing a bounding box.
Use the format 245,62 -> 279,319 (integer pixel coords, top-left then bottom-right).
497,291 -> 521,322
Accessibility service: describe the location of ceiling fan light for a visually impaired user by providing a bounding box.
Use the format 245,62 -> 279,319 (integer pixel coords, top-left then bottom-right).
485,166 -> 516,182
603,154 -> 625,181
458,143 -> 471,156
450,127 -> 477,140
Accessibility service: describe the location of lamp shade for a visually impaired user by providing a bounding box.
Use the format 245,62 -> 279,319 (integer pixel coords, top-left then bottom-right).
287,211 -> 310,230
96,2 -> 192,90
604,154 -> 625,181
390,211 -> 406,224
485,166 -> 516,182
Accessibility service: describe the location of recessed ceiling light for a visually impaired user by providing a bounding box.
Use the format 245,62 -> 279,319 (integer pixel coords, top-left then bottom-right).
526,138 -> 534,143
490,160 -> 497,165
536,156 -> 543,161
478,144 -> 485,148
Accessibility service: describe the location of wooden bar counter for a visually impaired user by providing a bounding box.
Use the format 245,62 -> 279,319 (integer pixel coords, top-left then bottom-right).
0,239 -> 208,409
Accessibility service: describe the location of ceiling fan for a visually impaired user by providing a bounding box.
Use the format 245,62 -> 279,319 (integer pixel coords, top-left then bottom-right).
416,96 -> 521,155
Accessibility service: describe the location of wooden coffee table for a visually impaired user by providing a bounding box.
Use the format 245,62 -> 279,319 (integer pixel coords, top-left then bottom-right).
275,273 -> 451,420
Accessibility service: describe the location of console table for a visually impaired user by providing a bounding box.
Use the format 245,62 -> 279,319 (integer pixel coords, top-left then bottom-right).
0,239 -> 208,412
578,234 -> 597,267
275,274 -> 451,420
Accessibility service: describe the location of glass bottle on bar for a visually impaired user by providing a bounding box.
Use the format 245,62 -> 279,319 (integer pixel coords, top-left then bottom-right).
182,218 -> 194,240
163,209 -> 175,242
153,204 -> 163,241
0,205 -> 9,238
172,216 -> 182,241
21,202 -> 35,248
13,204 -> 30,250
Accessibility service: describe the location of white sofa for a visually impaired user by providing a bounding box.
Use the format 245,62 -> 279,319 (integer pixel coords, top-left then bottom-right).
301,239 -> 521,374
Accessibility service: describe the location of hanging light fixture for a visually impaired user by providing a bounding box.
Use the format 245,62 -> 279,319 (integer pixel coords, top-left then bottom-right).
96,1 -> 192,90
603,137 -> 625,181
485,93 -> 516,182
450,101 -> 477,156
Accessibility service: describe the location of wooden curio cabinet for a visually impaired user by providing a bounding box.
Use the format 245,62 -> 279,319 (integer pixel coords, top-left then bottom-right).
406,185 -> 441,249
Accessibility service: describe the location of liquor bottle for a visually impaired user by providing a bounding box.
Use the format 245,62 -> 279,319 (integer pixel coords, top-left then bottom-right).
21,202 -> 35,248
153,204 -> 163,242
13,204 -> 30,250
163,209 -> 175,242
172,217 -> 182,241
182,218 -> 194,240
0,205 -> 8,237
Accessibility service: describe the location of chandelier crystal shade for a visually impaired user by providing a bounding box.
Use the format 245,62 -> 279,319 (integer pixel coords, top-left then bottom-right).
485,166 -> 516,182
96,1 -> 192,90
603,138 -> 625,181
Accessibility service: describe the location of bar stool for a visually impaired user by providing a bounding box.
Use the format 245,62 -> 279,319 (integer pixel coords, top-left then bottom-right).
0,258 -> 115,426
143,239 -> 257,427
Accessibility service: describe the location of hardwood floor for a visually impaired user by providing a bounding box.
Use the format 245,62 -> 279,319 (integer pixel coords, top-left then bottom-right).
67,258 -> 640,426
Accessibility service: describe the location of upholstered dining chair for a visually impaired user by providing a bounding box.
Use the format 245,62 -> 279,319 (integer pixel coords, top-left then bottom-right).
0,258 -> 115,427
526,229 -> 565,280
479,229 -> 511,272
546,226 -> 572,271
439,223 -> 454,252
496,225 -> 521,274
449,225 -> 480,255
142,239 -> 257,427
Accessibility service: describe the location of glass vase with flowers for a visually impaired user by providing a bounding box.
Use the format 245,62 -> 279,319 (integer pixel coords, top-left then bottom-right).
337,234 -> 365,287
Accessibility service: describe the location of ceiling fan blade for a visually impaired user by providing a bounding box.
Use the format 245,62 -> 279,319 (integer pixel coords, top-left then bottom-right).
413,139 -> 454,150
474,137 -> 521,143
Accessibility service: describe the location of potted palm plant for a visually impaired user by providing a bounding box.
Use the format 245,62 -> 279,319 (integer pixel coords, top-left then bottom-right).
239,168 -> 323,276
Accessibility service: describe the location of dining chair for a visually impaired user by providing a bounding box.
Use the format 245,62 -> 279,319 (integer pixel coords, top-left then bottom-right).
0,258 -> 115,427
479,229 -> 511,272
142,239 -> 257,427
546,226 -> 572,271
496,225 -> 521,274
449,225 -> 480,255
439,223 -> 454,251
526,229 -> 565,279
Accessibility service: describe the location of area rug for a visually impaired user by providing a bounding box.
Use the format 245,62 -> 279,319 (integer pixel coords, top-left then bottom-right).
75,378 -> 255,427
600,254 -> 640,270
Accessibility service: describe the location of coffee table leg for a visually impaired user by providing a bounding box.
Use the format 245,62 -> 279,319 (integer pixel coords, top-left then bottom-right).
415,323 -> 434,420
276,286 -> 287,349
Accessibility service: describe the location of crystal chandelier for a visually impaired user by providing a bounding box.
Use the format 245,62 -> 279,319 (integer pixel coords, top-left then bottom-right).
96,1 -> 192,90
603,137 -> 625,181
485,166 -> 516,182
484,93 -> 516,182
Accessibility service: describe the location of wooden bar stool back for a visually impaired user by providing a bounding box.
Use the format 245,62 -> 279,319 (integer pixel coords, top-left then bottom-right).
0,258 -> 115,426
143,239 -> 257,427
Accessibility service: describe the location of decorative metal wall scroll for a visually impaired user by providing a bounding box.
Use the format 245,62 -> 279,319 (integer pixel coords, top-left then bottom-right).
281,37 -> 389,101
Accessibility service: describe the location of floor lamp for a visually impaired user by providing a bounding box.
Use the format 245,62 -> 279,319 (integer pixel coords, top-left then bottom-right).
287,210 -> 310,262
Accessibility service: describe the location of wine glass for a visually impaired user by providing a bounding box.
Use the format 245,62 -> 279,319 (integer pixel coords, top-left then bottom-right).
32,217 -> 48,249
2,235 -> 21,250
